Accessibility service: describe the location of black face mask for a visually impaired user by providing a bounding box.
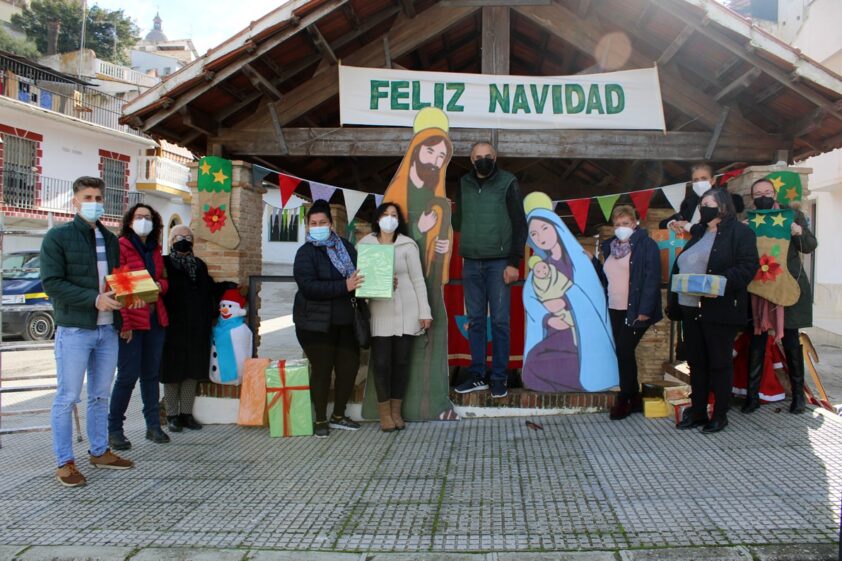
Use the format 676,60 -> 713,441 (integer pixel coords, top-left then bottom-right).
753,196 -> 775,210
474,157 -> 495,177
699,206 -> 719,225
172,240 -> 193,253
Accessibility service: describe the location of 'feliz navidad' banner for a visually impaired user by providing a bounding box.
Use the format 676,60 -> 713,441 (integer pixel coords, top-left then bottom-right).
339,64 -> 666,131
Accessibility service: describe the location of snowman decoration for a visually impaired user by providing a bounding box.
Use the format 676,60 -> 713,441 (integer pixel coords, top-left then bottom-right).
210,288 -> 253,385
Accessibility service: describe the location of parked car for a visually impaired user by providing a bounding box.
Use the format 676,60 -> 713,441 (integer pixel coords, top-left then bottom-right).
2,252 -> 55,341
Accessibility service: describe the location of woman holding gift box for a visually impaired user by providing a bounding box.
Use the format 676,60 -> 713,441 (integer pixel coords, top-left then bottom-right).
293,199 -> 364,438
667,189 -> 759,434
359,202 -> 432,432
108,204 -> 170,450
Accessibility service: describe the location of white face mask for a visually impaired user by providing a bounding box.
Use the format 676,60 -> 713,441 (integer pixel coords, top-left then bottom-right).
614,226 -> 634,242
132,218 -> 153,237
693,180 -> 712,197
378,215 -> 399,233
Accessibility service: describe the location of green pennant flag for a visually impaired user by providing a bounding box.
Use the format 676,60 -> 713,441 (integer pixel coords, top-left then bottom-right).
766,171 -> 802,206
597,194 -> 620,222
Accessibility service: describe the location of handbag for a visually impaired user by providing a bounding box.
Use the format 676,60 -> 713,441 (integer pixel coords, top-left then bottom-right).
350,297 -> 371,349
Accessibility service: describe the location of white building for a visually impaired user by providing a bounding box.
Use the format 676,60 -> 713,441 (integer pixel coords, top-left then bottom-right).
131,13 -> 198,79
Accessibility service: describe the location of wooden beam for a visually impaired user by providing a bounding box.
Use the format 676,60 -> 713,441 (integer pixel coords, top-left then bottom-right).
714,67 -> 762,103
343,3 -> 362,29
267,103 -> 289,156
577,0 -> 593,18
179,106 -> 218,136
383,36 -> 393,69
242,63 -> 284,101
214,127 -> 786,162
440,0 -> 550,5
260,56 -> 286,80
704,105 -> 730,160
784,107 -> 826,138
657,24 -> 694,66
307,24 -> 338,65
218,81 -> 247,102
635,1 -> 655,30
714,56 -> 742,81
481,6 -> 510,74
560,159 -> 584,180
754,82 -> 785,105
399,0 -> 416,18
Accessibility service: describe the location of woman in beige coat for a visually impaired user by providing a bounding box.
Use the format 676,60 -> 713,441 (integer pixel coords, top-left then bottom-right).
360,202 -> 432,432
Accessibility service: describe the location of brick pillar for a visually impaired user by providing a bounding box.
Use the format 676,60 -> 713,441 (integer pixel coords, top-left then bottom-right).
724,165 -> 812,210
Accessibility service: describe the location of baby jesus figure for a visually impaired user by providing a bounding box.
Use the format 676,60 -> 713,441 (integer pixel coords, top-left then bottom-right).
528,255 -> 574,331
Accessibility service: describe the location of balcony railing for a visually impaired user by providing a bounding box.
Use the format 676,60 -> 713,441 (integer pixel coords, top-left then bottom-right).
95,59 -> 159,88
137,155 -> 191,194
1,168 -> 144,219
0,53 -> 144,137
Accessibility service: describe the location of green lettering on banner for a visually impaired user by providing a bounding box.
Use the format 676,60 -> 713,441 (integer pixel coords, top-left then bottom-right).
489,84 -> 510,113
530,84 -> 549,113
390,81 -> 410,110
434,83 -> 445,109
446,83 -> 465,112
586,84 -> 605,114
565,84 -> 585,114
411,80 -> 431,110
605,84 -> 625,114
512,85 -> 531,114
370,80 -> 389,110
551,84 -> 564,114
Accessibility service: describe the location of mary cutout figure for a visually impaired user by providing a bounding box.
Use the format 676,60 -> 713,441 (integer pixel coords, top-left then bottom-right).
521,192 -> 619,392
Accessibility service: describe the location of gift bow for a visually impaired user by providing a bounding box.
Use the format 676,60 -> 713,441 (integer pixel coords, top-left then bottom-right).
108,265 -> 138,295
266,360 -> 310,437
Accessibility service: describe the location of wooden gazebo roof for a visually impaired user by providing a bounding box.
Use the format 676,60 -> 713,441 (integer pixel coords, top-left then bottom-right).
121,0 -> 842,219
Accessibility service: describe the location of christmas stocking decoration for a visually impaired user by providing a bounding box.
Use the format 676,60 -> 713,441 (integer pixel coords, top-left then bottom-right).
197,156 -> 240,249
747,208 -> 800,306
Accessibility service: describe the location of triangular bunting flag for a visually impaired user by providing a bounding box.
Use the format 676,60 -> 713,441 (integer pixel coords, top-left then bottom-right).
629,189 -> 654,221
278,174 -> 301,209
374,194 -> 384,207
310,181 -> 337,203
660,183 -> 686,213
252,164 -> 274,187
596,194 -> 620,222
342,189 -> 369,223
720,168 -> 744,185
566,198 -> 591,234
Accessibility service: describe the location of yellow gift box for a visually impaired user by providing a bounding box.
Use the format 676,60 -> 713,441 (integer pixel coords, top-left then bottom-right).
643,397 -> 669,418
105,268 -> 159,305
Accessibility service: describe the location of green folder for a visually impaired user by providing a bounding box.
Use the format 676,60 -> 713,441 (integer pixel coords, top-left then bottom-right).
356,244 -> 395,299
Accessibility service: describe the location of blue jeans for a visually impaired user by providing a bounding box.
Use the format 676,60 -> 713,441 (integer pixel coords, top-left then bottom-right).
109,313 -> 166,433
463,258 -> 510,383
51,325 -> 119,467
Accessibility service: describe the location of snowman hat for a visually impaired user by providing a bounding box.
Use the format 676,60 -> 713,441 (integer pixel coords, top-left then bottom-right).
221,288 -> 246,308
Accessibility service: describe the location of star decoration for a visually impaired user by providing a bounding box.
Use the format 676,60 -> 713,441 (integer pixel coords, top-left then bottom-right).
213,169 -> 229,184
771,213 -> 786,227
751,213 -> 767,228
769,176 -> 785,192
200,161 -> 212,175
784,187 -> 799,201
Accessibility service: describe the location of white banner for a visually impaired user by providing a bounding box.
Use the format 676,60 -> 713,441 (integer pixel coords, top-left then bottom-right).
339,64 -> 666,130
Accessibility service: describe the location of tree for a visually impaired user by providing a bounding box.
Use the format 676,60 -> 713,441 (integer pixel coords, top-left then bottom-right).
0,27 -> 41,60
11,0 -> 140,66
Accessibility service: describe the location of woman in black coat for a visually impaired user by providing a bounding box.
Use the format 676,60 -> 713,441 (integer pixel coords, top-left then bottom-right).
160,224 -> 218,433
596,205 -> 662,421
293,200 -> 365,439
668,189 -> 759,433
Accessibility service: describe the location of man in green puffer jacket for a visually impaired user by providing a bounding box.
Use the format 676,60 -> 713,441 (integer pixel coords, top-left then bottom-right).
40,176 -> 134,487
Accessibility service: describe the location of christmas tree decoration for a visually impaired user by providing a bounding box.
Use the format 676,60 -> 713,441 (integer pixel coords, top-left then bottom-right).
197,156 -> 240,249
746,209 -> 800,306
766,171 -> 802,206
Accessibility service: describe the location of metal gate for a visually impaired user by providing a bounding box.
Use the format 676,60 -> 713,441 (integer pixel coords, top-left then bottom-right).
102,157 -> 127,217
1,134 -> 37,209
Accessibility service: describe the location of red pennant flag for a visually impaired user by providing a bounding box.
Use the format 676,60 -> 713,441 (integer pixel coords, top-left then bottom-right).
566,198 -> 591,234
629,189 -> 654,221
719,168 -> 745,186
278,174 -> 301,208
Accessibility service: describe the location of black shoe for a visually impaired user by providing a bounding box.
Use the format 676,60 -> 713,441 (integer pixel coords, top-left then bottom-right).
701,417 -> 729,433
454,378 -> 489,394
740,398 -> 760,414
676,409 -> 707,430
145,428 -> 171,444
108,432 -> 131,451
490,379 -> 508,398
329,416 -> 361,431
167,415 -> 183,433
785,342 -> 807,414
314,422 -> 329,439
180,414 -> 203,430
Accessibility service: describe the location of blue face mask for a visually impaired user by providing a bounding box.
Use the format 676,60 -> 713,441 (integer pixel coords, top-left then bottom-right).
80,201 -> 105,222
309,226 -> 331,242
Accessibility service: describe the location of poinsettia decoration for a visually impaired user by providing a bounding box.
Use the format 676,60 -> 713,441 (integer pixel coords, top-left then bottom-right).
203,206 -> 227,233
754,254 -> 782,283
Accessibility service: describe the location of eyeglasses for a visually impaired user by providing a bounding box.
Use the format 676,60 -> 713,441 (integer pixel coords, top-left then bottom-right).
174,235 -> 193,242
134,216 -> 153,222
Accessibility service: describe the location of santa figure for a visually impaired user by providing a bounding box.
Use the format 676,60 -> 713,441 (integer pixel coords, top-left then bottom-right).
210,288 -> 253,385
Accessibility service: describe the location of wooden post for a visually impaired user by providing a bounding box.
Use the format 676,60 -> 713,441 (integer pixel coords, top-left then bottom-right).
482,6 -> 510,149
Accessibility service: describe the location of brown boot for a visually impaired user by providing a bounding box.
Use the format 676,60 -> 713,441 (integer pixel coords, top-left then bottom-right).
378,402 -> 396,432
390,399 -> 405,431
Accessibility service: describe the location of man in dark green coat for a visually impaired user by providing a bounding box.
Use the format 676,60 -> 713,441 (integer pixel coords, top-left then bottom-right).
40,176 -> 134,487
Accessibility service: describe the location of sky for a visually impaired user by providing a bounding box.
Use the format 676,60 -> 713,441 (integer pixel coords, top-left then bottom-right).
91,0 -> 289,55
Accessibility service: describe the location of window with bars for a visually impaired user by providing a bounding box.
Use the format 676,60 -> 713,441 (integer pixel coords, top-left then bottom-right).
268,207 -> 299,242
1,133 -> 37,209
102,157 -> 127,217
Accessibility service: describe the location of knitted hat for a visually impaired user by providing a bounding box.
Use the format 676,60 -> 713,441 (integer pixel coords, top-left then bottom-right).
221,288 -> 246,308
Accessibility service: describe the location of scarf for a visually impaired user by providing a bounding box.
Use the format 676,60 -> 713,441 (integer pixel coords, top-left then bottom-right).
307,230 -> 355,278
169,249 -> 198,282
128,232 -> 156,277
609,238 -> 632,260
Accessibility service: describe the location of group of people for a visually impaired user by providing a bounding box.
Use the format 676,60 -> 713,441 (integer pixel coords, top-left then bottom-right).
42,176 -> 229,487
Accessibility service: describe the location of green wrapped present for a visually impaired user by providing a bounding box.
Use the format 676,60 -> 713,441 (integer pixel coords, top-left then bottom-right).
670,273 -> 727,298
265,359 -> 313,437
356,243 -> 395,299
